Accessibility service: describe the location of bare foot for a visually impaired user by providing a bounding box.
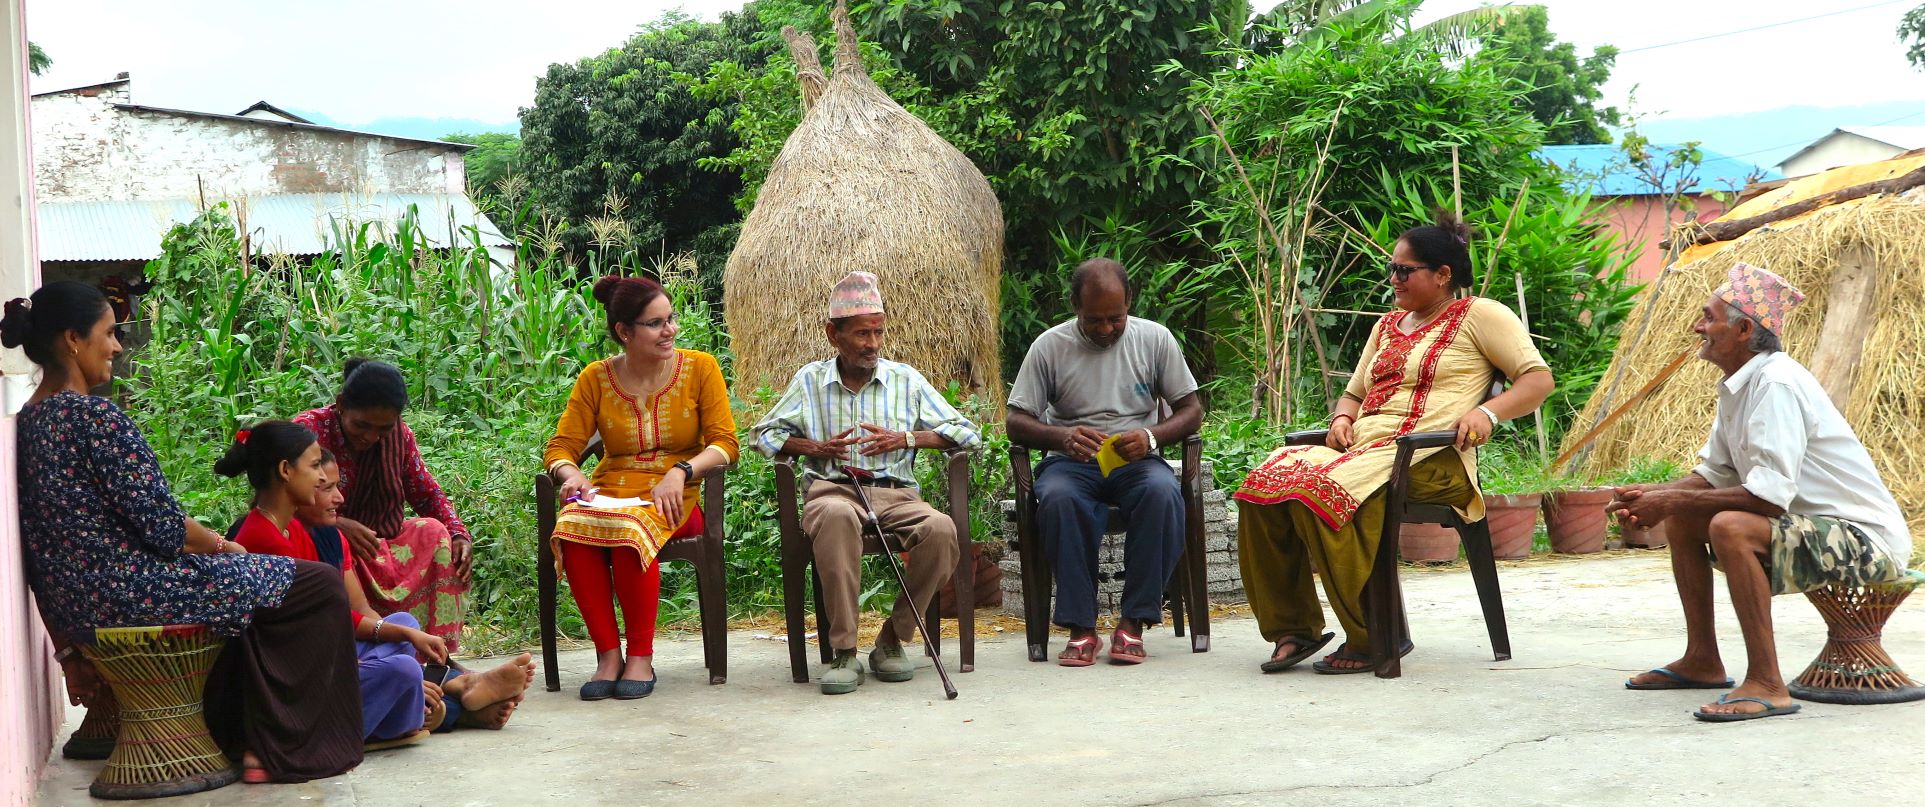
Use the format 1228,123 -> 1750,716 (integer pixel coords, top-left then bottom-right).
455,695 -> 521,730
1626,657 -> 1727,688
458,652 -> 534,711
1698,680 -> 1794,717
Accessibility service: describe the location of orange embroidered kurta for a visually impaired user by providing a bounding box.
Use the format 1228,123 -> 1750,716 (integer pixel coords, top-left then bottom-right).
542,350 -> 739,562
1234,297 -> 1549,528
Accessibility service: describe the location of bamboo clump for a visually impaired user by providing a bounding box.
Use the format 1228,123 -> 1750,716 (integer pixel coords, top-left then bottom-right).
723,0 -> 1003,401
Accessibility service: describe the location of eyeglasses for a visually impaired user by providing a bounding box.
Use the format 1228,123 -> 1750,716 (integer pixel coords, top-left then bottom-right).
630,313 -> 679,331
1388,262 -> 1435,281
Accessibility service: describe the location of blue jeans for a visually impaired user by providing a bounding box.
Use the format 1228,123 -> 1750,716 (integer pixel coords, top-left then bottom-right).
1034,455 -> 1185,630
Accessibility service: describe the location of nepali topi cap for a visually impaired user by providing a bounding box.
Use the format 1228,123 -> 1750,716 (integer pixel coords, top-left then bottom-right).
1714,262 -> 1805,336
828,270 -> 884,319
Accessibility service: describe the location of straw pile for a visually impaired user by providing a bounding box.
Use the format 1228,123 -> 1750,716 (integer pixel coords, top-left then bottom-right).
1567,153 -> 1925,545
723,0 -> 1003,400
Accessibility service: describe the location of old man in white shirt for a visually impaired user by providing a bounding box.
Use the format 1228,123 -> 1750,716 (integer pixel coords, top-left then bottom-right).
1611,262 -> 1911,723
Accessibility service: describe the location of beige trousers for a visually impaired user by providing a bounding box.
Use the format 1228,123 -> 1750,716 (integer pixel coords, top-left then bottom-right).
802,479 -> 960,652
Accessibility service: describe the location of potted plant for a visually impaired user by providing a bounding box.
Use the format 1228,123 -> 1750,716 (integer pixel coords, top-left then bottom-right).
1477,447 -> 1548,560
1398,521 -> 1460,564
1601,457 -> 1685,549
1543,471 -> 1614,555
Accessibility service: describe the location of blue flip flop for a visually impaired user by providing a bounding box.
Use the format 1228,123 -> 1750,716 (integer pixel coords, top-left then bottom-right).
1693,694 -> 1801,722
1625,667 -> 1736,690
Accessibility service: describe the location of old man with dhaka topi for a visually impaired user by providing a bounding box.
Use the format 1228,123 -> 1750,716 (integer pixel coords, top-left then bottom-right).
1006,258 -> 1203,667
750,271 -> 982,696
1614,262 -> 1912,722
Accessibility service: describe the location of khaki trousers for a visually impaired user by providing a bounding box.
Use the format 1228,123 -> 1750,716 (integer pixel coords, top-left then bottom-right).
802,479 -> 961,652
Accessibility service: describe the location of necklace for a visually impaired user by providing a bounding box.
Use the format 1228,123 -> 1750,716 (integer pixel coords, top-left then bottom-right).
615,353 -> 673,397
1398,297 -> 1456,334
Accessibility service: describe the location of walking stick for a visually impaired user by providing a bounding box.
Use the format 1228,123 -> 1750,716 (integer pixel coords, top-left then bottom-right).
841,465 -> 959,700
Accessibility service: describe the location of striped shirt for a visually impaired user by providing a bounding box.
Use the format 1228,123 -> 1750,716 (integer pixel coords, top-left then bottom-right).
751,358 -> 981,487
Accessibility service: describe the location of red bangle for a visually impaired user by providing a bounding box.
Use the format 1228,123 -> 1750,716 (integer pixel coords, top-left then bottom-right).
1331,413 -> 1355,425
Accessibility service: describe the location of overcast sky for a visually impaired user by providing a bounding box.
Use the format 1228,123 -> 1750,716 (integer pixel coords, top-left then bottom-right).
25,0 -> 1925,128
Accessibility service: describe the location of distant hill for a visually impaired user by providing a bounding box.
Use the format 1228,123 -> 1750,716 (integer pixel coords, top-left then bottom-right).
1630,100 -> 1925,171
288,108 -> 518,141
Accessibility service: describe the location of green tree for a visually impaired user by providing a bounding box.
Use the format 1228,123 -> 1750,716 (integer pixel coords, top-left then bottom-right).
28,42 -> 49,75
518,9 -> 768,269
1475,6 -> 1618,145
1901,4 -> 1925,69
441,132 -> 523,216
1185,7 -> 1556,419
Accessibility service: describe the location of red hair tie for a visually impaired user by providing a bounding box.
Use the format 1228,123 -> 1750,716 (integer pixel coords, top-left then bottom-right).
236,429 -> 252,445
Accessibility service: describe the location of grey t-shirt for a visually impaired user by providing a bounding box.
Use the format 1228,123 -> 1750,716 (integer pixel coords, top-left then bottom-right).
1007,316 -> 1199,435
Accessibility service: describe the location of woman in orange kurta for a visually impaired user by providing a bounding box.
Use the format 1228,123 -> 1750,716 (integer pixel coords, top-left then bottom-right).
543,276 -> 738,701
1234,217 -> 1554,674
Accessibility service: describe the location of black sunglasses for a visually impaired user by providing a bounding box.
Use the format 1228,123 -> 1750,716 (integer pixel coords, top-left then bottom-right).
1388,261 -> 1435,281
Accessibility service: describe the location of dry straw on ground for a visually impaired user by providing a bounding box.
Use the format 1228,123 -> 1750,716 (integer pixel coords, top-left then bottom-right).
723,0 -> 1003,400
1567,156 -> 1925,552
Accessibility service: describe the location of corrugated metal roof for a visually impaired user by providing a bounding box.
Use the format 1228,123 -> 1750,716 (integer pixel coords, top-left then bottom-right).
38,193 -> 513,262
1539,144 -> 1781,197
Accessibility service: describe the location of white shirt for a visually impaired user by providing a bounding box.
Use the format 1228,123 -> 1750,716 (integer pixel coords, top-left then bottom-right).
1693,351 -> 1911,560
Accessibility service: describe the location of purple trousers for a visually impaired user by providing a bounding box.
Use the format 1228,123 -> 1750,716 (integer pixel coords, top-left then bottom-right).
356,612 -> 427,741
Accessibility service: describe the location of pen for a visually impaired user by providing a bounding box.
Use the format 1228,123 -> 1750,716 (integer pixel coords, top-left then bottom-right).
565,487 -> 599,504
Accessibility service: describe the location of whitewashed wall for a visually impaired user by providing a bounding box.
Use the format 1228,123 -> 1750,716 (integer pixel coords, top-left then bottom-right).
31,81 -> 468,203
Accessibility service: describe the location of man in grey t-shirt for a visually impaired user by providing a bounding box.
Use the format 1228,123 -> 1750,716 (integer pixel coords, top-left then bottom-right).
1007,258 -> 1203,667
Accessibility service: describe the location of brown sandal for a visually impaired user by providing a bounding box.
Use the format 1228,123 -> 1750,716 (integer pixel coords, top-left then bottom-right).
1057,634 -> 1101,667
1107,627 -> 1147,665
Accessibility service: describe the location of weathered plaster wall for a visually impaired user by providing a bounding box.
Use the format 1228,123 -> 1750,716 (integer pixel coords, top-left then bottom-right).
32,85 -> 466,202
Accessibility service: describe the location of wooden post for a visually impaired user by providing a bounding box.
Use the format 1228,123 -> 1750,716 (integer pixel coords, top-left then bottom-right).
1514,272 -> 1548,459
1808,245 -> 1881,409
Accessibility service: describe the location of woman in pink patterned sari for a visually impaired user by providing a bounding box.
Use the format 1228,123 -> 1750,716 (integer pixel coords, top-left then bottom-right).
297,359 -> 471,651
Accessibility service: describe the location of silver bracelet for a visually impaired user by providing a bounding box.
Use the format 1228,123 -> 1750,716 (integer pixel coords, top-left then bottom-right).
1477,404 -> 1502,426
1143,429 -> 1158,452
372,618 -> 385,641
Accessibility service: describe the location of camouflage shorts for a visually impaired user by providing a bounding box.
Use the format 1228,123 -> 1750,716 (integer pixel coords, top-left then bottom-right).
1766,514 -> 1904,596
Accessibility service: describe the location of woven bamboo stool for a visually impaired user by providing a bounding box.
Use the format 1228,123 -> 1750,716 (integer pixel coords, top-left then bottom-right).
1789,571 -> 1925,705
60,685 -> 120,760
75,625 -> 239,800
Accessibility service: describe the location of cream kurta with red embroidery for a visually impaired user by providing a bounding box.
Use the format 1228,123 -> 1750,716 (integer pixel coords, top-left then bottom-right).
1234,297 -> 1548,529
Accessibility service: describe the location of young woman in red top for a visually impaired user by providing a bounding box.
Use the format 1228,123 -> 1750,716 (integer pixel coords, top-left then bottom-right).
219,420 -> 447,757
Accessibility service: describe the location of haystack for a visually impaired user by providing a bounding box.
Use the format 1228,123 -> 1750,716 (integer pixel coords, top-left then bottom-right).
723,0 -> 1003,402
1567,151 -> 1925,540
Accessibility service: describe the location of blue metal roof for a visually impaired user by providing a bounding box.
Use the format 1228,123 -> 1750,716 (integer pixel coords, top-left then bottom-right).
1539,144 -> 1781,197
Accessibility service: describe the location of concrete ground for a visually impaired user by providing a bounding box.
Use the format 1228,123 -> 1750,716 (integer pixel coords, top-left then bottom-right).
36,554 -> 1925,806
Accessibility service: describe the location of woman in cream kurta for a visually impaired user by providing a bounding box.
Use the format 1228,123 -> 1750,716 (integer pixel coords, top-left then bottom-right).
544,276 -> 737,699
1235,225 -> 1553,673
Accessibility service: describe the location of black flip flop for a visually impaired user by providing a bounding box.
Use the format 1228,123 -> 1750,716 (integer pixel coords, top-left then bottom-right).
1312,640 -> 1415,675
1693,694 -> 1801,722
1625,667 -> 1735,691
1261,632 -> 1335,674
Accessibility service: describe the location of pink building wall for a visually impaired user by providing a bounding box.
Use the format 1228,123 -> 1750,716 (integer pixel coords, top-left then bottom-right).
1589,193 -> 1729,284
3,2 -> 66,803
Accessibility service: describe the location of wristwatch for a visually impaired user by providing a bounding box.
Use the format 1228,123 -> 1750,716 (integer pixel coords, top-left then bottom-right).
673,460 -> 695,480
54,645 -> 78,664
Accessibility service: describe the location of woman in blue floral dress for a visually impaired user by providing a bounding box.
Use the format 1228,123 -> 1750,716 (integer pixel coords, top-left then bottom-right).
5,281 -> 363,784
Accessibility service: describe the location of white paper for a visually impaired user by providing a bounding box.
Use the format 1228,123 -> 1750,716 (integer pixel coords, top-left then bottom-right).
579,495 -> 650,509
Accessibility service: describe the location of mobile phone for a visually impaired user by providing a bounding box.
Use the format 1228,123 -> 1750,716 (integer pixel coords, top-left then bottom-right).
422,662 -> 451,686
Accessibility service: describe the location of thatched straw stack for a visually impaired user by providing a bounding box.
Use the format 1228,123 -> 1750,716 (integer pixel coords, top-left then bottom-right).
1567,152 -> 1925,542
723,0 -> 1003,401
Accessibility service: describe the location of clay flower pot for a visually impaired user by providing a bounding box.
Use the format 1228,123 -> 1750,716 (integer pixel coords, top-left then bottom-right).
1544,488 -> 1614,554
1398,522 -> 1460,564
1483,493 -> 1541,560
1623,519 -> 1669,549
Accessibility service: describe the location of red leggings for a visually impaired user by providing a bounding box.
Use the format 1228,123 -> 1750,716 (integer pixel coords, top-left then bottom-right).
560,508 -> 704,657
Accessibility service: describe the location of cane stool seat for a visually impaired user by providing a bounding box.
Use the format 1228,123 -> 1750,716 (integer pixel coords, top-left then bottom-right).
1789,571 -> 1925,705
74,625 -> 239,800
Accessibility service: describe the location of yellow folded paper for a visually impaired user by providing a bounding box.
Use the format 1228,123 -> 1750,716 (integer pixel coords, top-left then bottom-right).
1095,434 -> 1127,478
